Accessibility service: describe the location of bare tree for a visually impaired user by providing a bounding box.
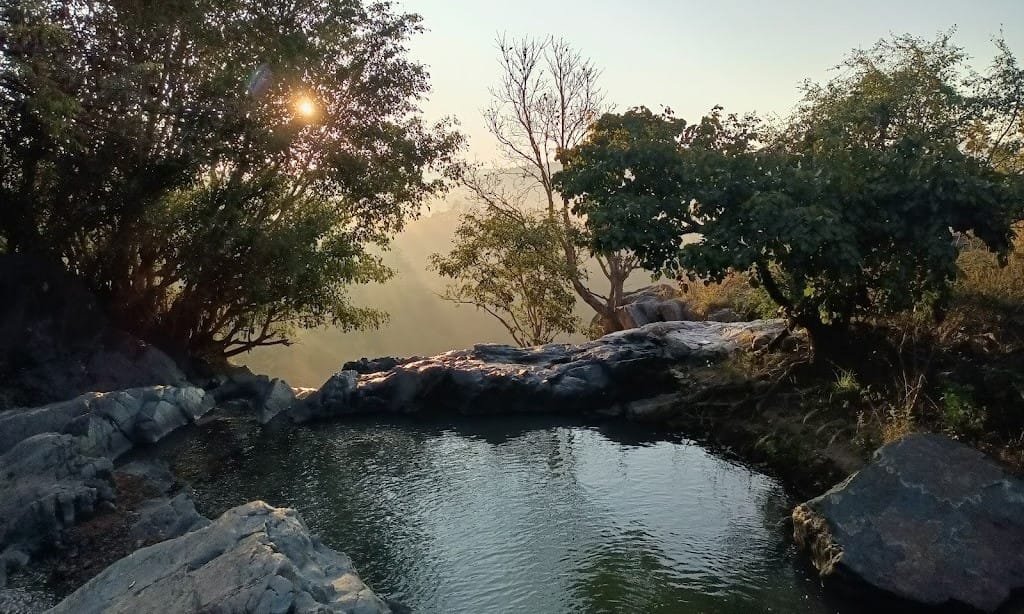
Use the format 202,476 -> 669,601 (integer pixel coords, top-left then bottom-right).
481,35 -> 640,334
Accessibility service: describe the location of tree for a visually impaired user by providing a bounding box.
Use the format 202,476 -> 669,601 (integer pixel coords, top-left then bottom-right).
480,35 -> 640,335
0,0 -> 462,360
429,206 -> 579,347
557,34 -> 1024,355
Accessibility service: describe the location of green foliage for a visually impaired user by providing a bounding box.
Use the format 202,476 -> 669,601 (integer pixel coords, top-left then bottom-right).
938,383 -> 987,437
833,369 -> 861,396
0,0 -> 461,359
429,208 -> 579,347
556,34 -> 1024,354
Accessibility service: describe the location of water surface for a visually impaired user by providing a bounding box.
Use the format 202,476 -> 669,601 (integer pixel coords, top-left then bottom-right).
159,416 -> 855,613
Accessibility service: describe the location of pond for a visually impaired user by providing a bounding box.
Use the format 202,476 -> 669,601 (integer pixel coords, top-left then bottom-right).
156,415 -> 860,614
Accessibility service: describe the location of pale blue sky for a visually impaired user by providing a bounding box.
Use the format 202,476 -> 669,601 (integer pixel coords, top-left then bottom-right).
398,0 -> 1024,161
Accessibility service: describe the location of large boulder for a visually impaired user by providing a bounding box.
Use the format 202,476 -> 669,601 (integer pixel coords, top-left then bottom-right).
0,255 -> 186,408
793,434 -> 1024,612
291,319 -> 787,423
0,386 -> 213,458
50,501 -> 391,614
608,284 -> 696,330
208,371 -> 300,424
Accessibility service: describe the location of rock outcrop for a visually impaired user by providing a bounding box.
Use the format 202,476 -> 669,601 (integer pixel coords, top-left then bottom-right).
0,387 -> 213,590
613,284 -> 695,329
793,433 -> 1024,613
0,386 -> 213,458
0,255 -> 187,409
0,434 -> 114,563
50,501 -> 391,614
290,320 -> 787,423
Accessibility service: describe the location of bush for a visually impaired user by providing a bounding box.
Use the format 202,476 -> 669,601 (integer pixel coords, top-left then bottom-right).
681,274 -> 778,320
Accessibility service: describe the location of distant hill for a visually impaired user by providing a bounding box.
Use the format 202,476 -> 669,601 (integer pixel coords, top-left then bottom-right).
241,202 -> 653,387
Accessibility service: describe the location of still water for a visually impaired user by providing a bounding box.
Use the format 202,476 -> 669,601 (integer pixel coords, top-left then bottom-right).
159,416 -> 854,614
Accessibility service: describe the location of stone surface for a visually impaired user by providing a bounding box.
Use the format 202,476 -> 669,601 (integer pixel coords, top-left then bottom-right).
50,501 -> 391,614
793,433 -> 1024,612
259,378 -> 297,424
0,386 -> 213,459
292,320 -> 786,423
0,434 -> 114,564
615,284 -> 696,330
0,255 -> 186,409
706,307 -> 745,323
209,371 -> 302,424
129,492 -> 210,543
0,587 -> 55,614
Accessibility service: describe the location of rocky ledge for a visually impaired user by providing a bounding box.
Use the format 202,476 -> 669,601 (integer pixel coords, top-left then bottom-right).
0,387 -> 213,576
50,501 -> 391,614
280,319 -> 789,424
0,383 -> 391,614
793,433 -> 1024,613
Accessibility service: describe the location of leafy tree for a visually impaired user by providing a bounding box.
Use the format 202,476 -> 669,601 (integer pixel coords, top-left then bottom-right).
429,206 -> 579,347
0,0 -> 461,360
557,34 -> 1024,355
478,35 -> 640,335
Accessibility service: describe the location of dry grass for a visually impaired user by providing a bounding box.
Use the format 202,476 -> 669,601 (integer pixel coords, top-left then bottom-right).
680,273 -> 779,320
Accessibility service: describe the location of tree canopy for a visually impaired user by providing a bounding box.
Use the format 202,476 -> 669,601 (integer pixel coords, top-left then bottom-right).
0,0 -> 461,359
557,34 -> 1024,353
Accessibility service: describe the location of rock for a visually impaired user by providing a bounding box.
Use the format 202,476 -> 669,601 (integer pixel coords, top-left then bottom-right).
612,284 -> 696,330
0,587 -> 55,614
706,307 -> 745,323
294,320 -> 786,423
0,255 -> 186,409
114,460 -> 177,496
0,434 -> 114,560
342,356 -> 422,375
259,378 -> 297,424
209,372 -> 302,424
793,433 -> 1024,612
50,501 -> 391,614
129,492 -> 210,543
0,386 -> 213,459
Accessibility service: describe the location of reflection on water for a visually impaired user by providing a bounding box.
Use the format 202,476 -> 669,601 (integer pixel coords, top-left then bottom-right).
156,416 -> 855,613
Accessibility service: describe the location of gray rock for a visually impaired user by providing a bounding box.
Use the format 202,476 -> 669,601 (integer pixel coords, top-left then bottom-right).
706,308 -> 745,323
0,434 -> 114,560
615,284 -> 696,330
259,378 -> 297,424
0,587 -> 55,614
0,386 -> 212,458
293,320 -> 786,423
793,433 -> 1024,612
130,492 -> 210,543
50,501 -> 391,614
0,396 -> 97,454
114,460 -> 177,496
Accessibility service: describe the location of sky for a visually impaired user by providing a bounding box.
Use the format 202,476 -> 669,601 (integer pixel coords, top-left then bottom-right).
398,0 -> 1024,162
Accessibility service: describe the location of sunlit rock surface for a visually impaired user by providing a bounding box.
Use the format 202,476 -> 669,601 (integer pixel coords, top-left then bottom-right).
292,319 -> 787,423
793,433 -> 1024,612
49,502 -> 391,614
0,386 -> 212,458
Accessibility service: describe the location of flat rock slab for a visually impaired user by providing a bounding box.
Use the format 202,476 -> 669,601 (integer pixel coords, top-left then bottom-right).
50,501 -> 391,614
793,433 -> 1024,612
294,320 -> 786,422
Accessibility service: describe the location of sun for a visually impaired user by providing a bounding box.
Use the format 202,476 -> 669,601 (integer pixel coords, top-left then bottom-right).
294,96 -> 318,119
